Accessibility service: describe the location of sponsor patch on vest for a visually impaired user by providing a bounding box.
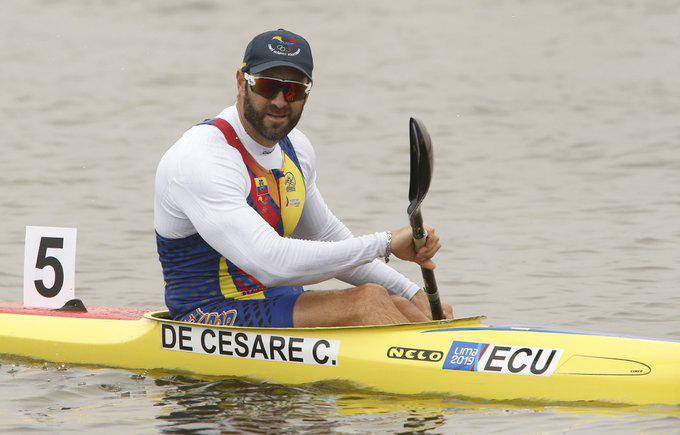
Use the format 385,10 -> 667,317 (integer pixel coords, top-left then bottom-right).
161,323 -> 340,367
387,346 -> 443,362
285,197 -> 300,207
443,341 -> 562,377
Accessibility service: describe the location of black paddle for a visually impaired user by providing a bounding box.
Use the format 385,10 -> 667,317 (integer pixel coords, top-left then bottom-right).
408,117 -> 445,320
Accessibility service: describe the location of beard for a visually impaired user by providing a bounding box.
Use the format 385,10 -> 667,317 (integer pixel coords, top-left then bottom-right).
243,87 -> 303,142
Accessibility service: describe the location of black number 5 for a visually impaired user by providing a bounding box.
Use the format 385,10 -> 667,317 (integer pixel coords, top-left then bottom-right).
34,237 -> 64,297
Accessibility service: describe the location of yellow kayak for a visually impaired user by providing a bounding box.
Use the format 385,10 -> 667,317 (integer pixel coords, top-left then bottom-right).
0,303 -> 678,406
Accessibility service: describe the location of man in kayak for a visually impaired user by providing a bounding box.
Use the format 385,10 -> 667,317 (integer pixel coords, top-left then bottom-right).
154,29 -> 453,328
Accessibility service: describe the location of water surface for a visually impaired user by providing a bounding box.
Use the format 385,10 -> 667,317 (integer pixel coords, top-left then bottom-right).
1,0 -> 679,432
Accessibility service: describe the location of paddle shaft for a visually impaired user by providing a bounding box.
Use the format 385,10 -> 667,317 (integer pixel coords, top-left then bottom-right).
409,209 -> 445,320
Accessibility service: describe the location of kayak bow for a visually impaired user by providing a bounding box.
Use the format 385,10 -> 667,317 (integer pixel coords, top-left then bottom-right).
0,303 -> 678,406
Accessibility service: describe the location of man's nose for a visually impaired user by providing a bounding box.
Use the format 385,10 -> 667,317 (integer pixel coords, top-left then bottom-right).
270,89 -> 288,108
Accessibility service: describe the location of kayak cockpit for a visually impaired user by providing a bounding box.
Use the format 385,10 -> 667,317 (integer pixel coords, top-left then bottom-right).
143,310 -> 487,332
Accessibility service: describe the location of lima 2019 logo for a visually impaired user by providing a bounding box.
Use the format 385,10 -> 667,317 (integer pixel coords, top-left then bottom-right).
268,36 -> 301,56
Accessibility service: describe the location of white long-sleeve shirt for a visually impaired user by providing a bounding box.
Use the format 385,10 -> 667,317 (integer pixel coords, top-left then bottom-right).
154,105 -> 420,299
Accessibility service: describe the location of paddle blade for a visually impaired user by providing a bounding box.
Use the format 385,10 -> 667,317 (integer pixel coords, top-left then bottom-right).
408,117 -> 434,216
408,121 -> 420,204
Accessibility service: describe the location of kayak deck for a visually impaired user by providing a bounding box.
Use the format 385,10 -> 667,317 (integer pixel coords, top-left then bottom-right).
0,302 -> 149,320
0,303 -> 678,406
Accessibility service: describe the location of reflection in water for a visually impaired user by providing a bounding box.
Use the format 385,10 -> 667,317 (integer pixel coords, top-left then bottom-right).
1,361 -> 677,432
153,376 -> 450,433
150,375 -> 679,433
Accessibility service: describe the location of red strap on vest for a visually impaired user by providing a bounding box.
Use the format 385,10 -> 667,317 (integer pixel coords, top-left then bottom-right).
209,118 -> 281,233
211,118 -> 257,168
207,118 -> 269,295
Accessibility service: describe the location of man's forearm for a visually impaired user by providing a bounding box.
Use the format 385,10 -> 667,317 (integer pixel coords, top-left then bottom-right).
337,260 -> 420,299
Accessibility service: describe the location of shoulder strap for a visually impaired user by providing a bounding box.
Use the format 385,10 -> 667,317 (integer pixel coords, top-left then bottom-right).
278,136 -> 303,169
204,118 -> 260,169
202,118 -> 283,235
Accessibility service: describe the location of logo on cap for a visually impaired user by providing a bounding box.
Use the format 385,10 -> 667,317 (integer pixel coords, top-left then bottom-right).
268,36 -> 301,56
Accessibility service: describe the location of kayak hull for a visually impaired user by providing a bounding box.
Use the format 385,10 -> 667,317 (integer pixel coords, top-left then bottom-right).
0,304 -> 678,406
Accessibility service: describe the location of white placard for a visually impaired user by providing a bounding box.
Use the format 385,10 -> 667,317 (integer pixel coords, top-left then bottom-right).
23,226 -> 77,309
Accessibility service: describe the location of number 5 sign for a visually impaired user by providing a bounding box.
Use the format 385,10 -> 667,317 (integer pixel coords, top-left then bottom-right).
23,226 -> 77,309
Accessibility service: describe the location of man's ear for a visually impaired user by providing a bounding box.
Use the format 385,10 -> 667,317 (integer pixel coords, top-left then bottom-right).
236,69 -> 246,98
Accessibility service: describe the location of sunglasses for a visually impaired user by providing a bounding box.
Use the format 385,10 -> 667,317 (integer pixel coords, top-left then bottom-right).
244,72 -> 312,102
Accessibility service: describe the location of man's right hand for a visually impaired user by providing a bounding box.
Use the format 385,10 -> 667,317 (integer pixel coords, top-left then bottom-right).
389,225 -> 441,269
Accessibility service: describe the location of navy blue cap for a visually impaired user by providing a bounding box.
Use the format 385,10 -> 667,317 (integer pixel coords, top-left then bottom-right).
242,29 -> 313,79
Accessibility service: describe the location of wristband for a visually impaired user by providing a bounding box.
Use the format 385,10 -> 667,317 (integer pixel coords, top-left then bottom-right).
384,231 -> 392,263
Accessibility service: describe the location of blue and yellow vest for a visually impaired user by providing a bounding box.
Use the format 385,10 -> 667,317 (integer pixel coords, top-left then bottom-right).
156,118 -> 306,319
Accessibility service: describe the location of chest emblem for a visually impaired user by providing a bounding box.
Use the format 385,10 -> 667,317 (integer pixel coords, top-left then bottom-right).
254,177 -> 270,203
255,177 -> 269,193
284,172 -> 296,192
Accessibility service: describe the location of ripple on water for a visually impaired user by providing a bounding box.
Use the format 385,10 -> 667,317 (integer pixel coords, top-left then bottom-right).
1,360 -> 679,432
615,266 -> 674,272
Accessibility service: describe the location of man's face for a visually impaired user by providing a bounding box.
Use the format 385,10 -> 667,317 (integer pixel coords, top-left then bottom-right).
242,67 -> 308,143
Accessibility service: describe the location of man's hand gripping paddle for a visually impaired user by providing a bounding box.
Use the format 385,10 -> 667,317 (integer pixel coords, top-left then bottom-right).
408,117 -> 445,320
